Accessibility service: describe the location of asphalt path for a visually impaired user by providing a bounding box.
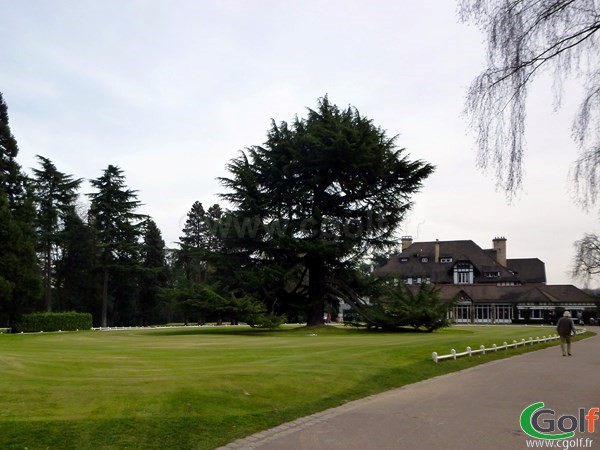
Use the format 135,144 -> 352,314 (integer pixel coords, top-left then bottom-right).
219,330 -> 600,450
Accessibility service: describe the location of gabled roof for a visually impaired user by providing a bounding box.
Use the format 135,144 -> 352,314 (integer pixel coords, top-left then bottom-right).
374,239 -> 530,283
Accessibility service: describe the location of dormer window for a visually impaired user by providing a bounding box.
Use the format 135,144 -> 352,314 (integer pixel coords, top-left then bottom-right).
421,257 -> 429,263
400,257 -> 408,263
454,261 -> 474,284
440,257 -> 453,263
484,271 -> 500,278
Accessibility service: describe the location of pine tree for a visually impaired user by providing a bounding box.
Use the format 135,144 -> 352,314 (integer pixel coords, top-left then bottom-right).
178,201 -> 207,283
139,219 -> 168,325
0,93 -> 42,323
0,192 -> 42,326
32,155 -> 82,311
366,284 -> 451,332
178,202 -> 223,283
220,96 -> 434,325
0,92 -> 27,210
55,210 -> 99,316
88,165 -> 144,327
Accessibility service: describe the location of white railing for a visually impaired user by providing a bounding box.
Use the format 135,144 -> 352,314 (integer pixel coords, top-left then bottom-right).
432,328 -> 586,362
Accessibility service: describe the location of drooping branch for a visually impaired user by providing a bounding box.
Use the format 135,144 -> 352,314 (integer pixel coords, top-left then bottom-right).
325,278 -> 375,324
459,0 -> 600,201
572,233 -> 600,284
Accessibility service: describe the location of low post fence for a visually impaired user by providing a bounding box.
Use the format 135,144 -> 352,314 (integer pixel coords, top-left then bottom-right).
432,328 -> 586,363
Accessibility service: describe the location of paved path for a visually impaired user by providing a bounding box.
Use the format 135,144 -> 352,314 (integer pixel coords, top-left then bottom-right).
219,331 -> 600,450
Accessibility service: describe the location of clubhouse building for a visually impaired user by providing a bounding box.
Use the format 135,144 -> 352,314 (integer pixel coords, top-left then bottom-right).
374,236 -> 597,324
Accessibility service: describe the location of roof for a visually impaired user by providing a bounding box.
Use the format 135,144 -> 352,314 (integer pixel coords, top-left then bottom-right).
507,258 -> 546,283
435,284 -> 596,305
374,239 -> 542,284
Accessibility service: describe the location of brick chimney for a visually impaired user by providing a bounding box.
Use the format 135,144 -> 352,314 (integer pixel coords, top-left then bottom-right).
493,237 -> 507,267
401,236 -> 413,251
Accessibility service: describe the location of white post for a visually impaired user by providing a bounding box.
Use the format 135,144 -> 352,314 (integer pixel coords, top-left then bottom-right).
480,344 -> 485,355
451,349 -> 457,359
467,346 -> 472,356
432,352 -> 438,363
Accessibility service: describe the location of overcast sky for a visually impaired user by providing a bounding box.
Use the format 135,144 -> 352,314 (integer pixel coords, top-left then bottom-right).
1,0 -> 598,288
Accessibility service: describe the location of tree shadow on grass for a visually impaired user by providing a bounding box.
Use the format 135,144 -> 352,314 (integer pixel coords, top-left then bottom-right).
147,326 -> 294,338
143,324 -> 476,338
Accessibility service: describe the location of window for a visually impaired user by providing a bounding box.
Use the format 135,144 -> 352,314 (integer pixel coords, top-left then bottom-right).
453,304 -> 471,323
484,272 -> 500,278
518,308 -> 544,320
400,257 -> 408,263
457,272 -> 471,284
421,257 -> 429,263
454,262 -> 474,284
530,309 -> 544,320
440,257 -> 453,263
495,305 -> 512,323
475,305 -> 490,322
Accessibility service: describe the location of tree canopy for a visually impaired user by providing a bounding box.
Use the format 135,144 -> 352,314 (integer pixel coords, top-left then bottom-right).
138,219 -> 168,326
0,92 -> 28,210
0,93 -> 42,325
362,284 -> 451,332
0,191 -> 42,325
33,155 -> 82,311
219,96 -> 434,325
88,165 -> 145,327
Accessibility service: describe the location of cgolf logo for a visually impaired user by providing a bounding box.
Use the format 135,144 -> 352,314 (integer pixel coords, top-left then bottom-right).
520,402 -> 599,440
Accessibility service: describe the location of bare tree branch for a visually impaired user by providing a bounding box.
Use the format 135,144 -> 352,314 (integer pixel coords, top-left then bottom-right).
573,233 -> 600,286
459,0 -> 600,202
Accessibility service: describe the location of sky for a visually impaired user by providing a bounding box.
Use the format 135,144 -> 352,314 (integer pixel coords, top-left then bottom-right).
1,0 -> 598,288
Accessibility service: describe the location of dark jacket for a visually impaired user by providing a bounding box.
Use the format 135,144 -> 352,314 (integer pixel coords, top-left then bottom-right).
556,316 -> 576,336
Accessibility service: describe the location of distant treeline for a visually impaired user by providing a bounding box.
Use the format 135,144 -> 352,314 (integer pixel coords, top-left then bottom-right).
1,93 -> 447,331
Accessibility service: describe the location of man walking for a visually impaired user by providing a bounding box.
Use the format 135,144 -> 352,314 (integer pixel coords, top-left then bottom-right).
556,311 -> 577,356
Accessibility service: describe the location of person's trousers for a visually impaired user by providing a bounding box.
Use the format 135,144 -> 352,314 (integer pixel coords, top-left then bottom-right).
559,335 -> 572,355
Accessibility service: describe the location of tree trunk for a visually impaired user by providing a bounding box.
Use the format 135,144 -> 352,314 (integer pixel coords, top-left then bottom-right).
101,269 -> 108,327
44,245 -> 52,312
306,256 -> 325,326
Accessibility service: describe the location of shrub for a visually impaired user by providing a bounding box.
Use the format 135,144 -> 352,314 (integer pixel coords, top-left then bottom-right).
13,312 -> 93,333
365,284 -> 453,332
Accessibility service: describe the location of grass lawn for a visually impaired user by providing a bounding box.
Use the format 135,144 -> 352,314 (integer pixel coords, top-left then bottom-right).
0,324 -> 592,449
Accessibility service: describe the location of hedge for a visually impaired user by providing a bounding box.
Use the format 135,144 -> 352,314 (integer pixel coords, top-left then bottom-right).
13,312 -> 93,333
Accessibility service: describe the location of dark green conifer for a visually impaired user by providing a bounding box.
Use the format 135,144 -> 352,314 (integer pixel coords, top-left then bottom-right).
220,96 -> 434,325
32,155 -> 82,311
88,165 -> 144,327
